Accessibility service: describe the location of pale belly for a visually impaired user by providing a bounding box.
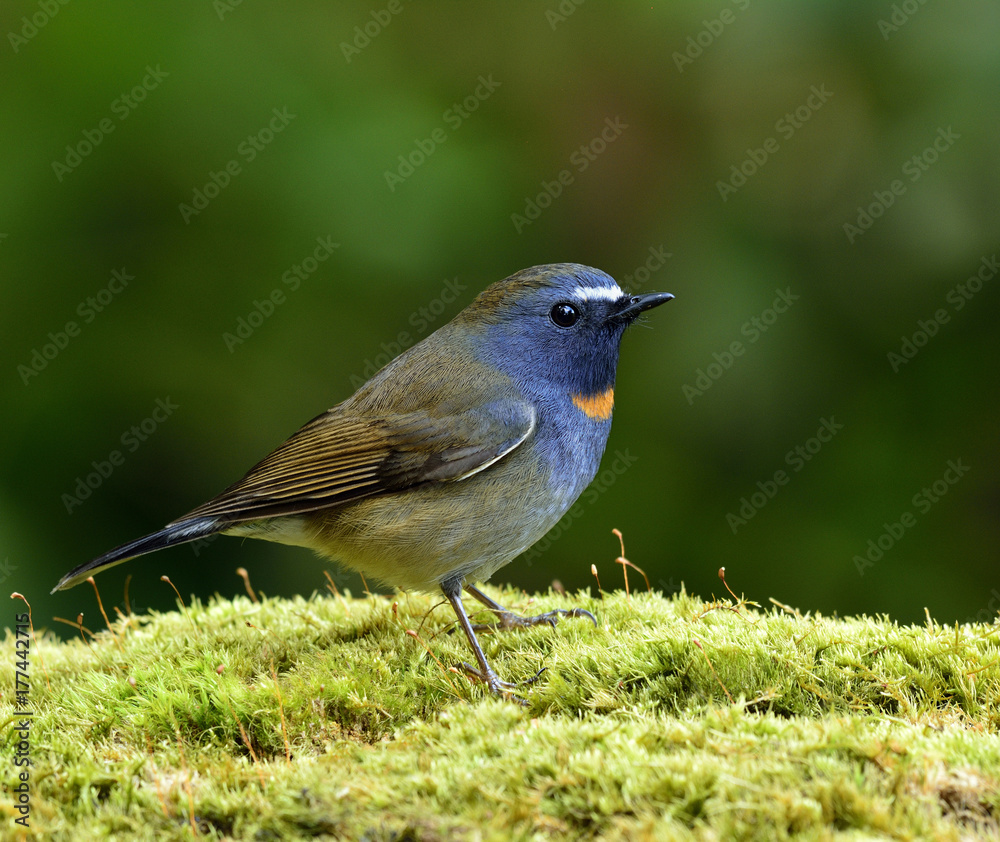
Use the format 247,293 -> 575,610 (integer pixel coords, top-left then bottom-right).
309,454 -> 583,591
228,437 -> 597,593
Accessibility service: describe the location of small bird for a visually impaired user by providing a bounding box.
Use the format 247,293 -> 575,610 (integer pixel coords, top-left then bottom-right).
53,263 -> 673,697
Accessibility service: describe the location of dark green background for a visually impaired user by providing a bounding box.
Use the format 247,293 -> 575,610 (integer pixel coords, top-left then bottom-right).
3,1 -> 997,636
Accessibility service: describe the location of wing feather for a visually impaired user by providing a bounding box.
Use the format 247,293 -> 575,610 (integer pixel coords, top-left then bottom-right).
171,401 -> 534,525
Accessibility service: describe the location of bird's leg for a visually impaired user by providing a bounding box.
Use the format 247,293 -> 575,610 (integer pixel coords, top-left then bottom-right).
441,577 -> 528,702
464,583 -> 597,630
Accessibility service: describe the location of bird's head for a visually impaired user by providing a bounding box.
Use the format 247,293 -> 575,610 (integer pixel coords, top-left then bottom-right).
460,263 -> 673,403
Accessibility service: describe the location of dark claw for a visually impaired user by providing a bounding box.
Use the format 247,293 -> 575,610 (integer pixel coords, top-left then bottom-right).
521,666 -> 548,686
552,607 -> 598,627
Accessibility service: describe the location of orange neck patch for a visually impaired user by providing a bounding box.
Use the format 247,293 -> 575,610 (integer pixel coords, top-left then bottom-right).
572,387 -> 615,421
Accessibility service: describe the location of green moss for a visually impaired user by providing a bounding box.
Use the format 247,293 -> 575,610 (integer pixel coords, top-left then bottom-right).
3,585 -> 1000,840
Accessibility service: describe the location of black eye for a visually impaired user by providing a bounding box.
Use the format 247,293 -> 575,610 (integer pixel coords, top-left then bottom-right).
550,302 -> 579,327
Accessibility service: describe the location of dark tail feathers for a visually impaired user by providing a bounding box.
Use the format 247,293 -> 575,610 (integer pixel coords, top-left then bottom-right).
51,517 -> 221,593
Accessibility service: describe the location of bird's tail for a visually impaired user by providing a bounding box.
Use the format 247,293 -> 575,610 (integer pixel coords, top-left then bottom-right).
51,517 -> 221,593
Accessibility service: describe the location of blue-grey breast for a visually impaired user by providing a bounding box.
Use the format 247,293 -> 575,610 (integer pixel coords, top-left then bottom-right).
53,263 -> 673,697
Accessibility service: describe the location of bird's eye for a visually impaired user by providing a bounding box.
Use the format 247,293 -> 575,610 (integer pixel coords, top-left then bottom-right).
549,302 -> 579,328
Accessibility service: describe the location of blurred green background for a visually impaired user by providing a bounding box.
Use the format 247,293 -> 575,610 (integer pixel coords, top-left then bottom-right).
2,1 -> 998,636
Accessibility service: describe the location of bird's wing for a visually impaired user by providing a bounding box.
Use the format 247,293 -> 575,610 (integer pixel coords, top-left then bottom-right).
171,400 -> 535,524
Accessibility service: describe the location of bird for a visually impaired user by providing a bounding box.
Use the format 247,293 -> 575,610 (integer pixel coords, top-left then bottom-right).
52,263 -> 673,698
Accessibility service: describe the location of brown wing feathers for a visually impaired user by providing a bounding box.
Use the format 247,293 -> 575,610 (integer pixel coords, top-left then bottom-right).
171,403 -> 534,525
173,414 -> 392,522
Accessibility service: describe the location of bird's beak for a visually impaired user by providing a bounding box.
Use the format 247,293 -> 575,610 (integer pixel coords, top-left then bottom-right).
613,291 -> 674,322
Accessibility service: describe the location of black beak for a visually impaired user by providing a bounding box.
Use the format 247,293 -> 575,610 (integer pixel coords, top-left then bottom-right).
614,291 -> 674,322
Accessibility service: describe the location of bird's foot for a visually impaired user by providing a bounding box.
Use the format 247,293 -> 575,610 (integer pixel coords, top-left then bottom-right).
474,606 -> 597,632
458,662 -> 547,705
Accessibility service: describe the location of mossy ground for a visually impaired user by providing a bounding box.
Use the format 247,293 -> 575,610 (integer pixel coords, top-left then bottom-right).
3,577 -> 1000,840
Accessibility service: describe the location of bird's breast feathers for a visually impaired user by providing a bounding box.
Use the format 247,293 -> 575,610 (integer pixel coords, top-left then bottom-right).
571,386 -> 614,421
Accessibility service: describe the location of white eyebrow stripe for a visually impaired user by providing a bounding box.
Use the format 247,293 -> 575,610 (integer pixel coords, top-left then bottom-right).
572,284 -> 625,302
